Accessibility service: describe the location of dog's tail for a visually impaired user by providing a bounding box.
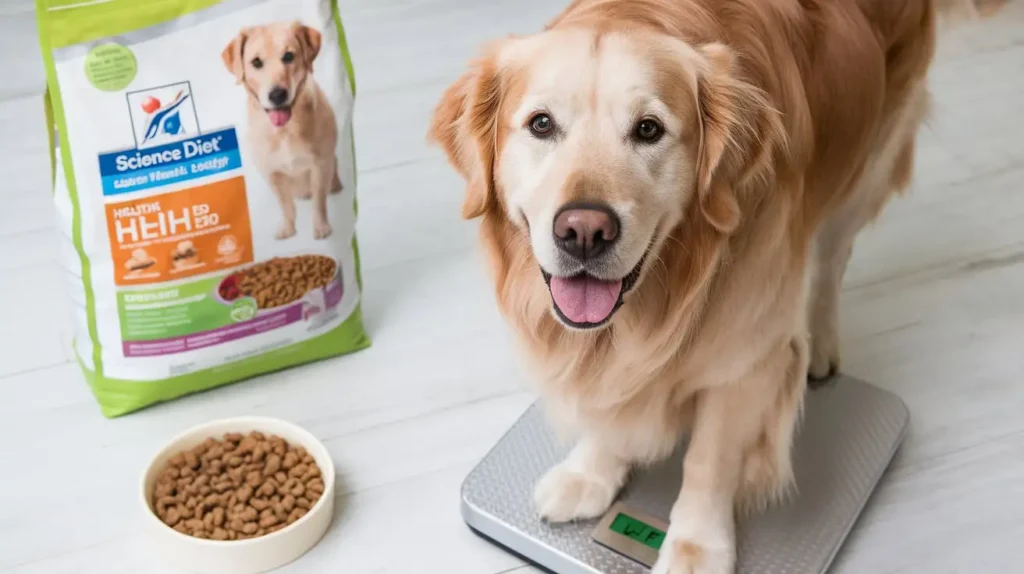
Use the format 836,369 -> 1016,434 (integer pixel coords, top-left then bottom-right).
935,0 -> 1013,28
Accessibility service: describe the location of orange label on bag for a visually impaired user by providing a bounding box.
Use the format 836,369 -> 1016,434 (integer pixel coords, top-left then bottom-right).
105,176 -> 253,286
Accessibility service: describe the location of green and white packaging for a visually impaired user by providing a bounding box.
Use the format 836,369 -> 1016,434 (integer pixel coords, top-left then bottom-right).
36,0 -> 370,417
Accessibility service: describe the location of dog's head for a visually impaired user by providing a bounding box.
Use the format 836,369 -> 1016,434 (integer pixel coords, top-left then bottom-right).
430,28 -> 782,331
221,22 -> 323,128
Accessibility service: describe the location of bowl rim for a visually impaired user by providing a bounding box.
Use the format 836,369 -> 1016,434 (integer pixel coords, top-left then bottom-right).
139,415 -> 335,547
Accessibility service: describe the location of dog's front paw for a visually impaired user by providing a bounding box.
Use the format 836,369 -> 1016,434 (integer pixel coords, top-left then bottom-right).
275,221 -> 297,240
534,464 -> 618,523
313,220 -> 333,240
652,535 -> 734,574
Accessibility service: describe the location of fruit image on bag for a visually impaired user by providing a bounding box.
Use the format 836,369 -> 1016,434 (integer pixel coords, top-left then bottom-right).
35,0 -> 370,417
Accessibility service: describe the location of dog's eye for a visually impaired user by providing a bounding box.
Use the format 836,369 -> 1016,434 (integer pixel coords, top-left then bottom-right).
282,51 -> 295,64
528,113 -> 555,138
633,118 -> 664,143
251,57 -> 264,69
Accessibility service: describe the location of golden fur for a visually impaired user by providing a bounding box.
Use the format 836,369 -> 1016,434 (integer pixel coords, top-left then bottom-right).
222,21 -> 342,241
430,1 -> 1004,572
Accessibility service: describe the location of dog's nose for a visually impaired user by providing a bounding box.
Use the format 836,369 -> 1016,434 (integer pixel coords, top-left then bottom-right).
553,203 -> 620,260
268,87 -> 289,106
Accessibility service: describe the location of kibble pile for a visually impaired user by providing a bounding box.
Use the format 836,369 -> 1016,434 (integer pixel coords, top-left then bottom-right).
152,431 -> 326,540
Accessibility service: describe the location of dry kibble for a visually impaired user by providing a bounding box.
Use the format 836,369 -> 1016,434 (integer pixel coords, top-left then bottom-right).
259,509 -> 279,528
265,454 -> 282,475
288,463 -> 308,478
273,502 -> 288,522
256,481 -> 276,498
151,432 -> 324,542
236,484 -> 253,503
239,506 -> 258,522
238,437 -> 258,454
164,507 -> 181,527
282,452 -> 299,470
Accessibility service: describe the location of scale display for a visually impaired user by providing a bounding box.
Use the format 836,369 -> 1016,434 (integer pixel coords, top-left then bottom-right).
461,376 -> 909,574
609,513 -> 665,549
592,502 -> 669,567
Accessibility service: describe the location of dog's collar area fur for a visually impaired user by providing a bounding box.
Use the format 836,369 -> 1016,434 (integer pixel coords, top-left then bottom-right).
540,253 -> 647,330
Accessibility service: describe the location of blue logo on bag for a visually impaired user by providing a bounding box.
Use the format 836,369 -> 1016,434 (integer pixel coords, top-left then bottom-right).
126,81 -> 200,149
98,80 -> 242,196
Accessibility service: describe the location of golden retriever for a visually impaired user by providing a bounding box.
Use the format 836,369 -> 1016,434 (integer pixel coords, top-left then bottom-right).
430,0 -> 1006,572
222,21 -> 342,241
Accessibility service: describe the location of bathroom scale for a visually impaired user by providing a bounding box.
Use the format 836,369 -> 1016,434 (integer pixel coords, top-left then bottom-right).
461,375 -> 909,573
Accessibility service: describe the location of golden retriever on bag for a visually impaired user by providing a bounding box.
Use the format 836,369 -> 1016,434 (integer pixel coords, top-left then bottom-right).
222,21 -> 342,241
430,0 -> 999,572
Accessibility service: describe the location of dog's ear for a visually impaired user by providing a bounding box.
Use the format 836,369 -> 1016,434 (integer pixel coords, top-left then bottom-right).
296,24 -> 323,71
694,43 -> 785,234
429,43 -> 507,220
221,30 -> 249,84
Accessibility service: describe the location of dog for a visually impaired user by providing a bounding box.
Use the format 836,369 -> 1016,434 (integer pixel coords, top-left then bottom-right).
222,21 -> 342,241
430,1 -> 998,572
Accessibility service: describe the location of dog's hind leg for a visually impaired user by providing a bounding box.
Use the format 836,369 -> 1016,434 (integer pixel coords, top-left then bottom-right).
807,88 -> 928,383
311,163 -> 333,240
270,172 -> 297,240
330,157 -> 343,194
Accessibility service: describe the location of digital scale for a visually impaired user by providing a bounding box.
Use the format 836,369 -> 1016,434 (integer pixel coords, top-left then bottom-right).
461,375 -> 909,573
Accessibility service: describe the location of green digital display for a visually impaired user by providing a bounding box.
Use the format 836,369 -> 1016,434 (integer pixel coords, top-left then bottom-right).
609,513 -> 666,550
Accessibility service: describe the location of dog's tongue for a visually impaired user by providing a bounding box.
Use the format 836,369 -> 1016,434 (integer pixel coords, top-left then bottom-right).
268,108 -> 291,127
550,275 -> 622,325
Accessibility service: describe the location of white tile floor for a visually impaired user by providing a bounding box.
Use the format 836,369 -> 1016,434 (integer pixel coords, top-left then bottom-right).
1,2 -> 1023,573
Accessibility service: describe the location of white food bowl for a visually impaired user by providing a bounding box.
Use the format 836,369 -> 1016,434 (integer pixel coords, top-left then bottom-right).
140,417 -> 335,574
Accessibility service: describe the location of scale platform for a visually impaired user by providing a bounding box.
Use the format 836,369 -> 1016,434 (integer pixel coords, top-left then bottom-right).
461,375 -> 909,573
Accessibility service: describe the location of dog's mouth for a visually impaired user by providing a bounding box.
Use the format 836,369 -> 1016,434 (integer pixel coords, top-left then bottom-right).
265,106 -> 292,127
541,255 -> 646,330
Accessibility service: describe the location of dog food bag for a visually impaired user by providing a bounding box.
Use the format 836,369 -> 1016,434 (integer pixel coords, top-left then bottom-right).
36,0 -> 370,417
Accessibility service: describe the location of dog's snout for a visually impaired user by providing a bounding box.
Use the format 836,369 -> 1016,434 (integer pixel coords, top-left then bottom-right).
268,86 -> 289,106
553,203 -> 620,260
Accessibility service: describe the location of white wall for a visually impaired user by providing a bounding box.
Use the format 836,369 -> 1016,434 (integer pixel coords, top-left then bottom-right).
0,0 -> 46,98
